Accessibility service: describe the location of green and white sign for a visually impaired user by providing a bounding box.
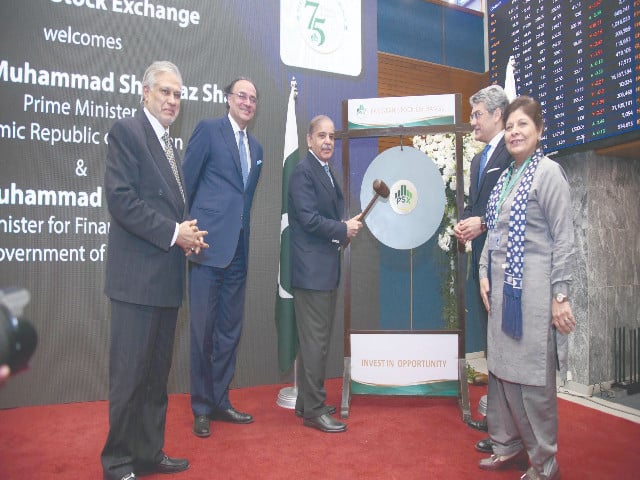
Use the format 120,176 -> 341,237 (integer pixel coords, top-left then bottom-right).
351,332 -> 459,396
348,94 -> 456,129
280,0 -> 362,76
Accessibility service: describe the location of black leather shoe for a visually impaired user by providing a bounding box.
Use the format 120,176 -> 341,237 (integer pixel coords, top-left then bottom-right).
210,407 -> 254,424
137,455 -> 189,475
303,413 -> 347,433
479,450 -> 528,471
295,405 -> 336,418
467,418 -> 488,432
193,415 -> 211,438
476,437 -> 493,453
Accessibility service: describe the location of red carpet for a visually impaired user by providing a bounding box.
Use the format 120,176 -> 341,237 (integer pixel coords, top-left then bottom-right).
1,379 -> 639,479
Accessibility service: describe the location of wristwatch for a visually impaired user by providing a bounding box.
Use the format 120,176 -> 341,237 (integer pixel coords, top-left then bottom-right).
480,216 -> 487,232
554,293 -> 568,303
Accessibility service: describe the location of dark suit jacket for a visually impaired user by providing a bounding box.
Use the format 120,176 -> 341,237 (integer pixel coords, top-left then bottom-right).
288,151 -> 348,292
104,110 -> 188,308
182,115 -> 263,268
462,135 -> 512,272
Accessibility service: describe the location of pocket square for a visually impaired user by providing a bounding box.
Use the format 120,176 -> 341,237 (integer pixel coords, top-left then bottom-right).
486,167 -> 500,173
257,159 -> 262,165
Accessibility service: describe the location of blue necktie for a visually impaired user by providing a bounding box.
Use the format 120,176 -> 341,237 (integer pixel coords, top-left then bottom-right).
477,144 -> 491,189
323,163 -> 334,186
238,130 -> 248,187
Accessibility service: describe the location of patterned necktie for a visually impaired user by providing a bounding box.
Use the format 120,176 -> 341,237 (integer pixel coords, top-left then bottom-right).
238,130 -> 249,187
162,132 -> 185,201
323,163 -> 334,186
477,144 -> 491,189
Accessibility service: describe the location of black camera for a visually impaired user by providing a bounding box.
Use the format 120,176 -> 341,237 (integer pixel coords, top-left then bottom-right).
0,288 -> 38,374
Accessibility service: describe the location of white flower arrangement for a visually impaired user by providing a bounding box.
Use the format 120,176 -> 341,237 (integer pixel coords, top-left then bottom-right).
412,133 -> 485,253
413,132 -> 485,329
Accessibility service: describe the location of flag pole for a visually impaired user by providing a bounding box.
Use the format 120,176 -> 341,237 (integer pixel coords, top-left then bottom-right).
276,358 -> 298,409
276,78 -> 300,409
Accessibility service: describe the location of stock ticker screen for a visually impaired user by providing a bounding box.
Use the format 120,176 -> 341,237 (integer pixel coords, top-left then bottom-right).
488,0 -> 639,157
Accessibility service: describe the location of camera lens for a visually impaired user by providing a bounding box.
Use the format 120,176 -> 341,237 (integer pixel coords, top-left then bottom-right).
0,304 -> 38,372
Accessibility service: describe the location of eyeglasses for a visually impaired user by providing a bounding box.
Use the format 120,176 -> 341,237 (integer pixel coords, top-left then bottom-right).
228,91 -> 258,105
157,87 -> 182,101
469,110 -> 486,122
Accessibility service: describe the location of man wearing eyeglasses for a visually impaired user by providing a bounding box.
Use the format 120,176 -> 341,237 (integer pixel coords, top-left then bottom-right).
182,77 -> 263,438
453,84 -> 512,455
102,61 -> 208,480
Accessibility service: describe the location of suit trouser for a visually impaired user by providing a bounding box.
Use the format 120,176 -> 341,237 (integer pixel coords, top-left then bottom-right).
189,236 -> 247,416
293,287 -> 337,418
487,338 -> 559,478
102,299 -> 177,480
474,278 -> 490,417
471,236 -> 489,352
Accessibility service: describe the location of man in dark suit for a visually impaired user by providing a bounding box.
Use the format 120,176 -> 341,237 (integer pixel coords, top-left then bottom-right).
288,115 -> 362,433
454,85 -> 512,454
102,61 -> 208,480
182,78 -> 263,438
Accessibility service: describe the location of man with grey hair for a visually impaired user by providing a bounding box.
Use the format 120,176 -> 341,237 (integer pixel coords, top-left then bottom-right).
454,84 -> 512,454
102,61 -> 208,480
288,115 -> 362,433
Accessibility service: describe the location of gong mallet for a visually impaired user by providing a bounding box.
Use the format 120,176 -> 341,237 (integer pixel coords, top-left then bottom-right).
344,179 -> 390,248
358,179 -> 390,221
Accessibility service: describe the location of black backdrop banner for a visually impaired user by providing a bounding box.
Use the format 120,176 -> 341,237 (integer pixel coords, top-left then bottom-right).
0,0 -> 378,407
